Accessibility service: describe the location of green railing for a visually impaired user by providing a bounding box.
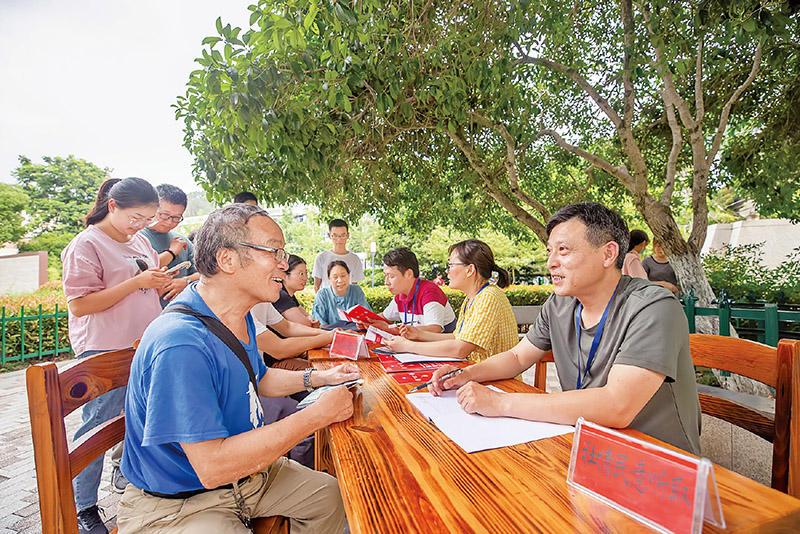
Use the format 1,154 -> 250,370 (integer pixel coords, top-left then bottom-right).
1,304 -> 72,365
683,290 -> 800,347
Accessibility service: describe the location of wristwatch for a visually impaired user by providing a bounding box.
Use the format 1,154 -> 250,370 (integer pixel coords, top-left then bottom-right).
303,368 -> 315,391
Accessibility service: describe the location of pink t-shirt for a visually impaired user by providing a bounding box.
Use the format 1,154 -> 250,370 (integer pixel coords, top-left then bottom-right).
61,225 -> 162,355
622,251 -> 648,280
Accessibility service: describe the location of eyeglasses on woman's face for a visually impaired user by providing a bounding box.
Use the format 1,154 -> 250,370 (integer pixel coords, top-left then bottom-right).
445,261 -> 467,271
127,213 -> 156,228
238,242 -> 287,263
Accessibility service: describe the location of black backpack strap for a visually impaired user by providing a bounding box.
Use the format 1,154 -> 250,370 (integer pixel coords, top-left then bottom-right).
163,304 -> 259,394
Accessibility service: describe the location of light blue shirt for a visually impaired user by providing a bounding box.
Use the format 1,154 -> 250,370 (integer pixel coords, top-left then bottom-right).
311,285 -> 371,325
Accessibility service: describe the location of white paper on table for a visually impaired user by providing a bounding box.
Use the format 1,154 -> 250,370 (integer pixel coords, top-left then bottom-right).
406,386 -> 574,453
392,352 -> 464,364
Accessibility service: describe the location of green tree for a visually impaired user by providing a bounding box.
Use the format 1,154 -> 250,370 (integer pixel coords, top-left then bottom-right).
177,1 -> 797,310
13,155 -> 110,235
0,183 -> 29,243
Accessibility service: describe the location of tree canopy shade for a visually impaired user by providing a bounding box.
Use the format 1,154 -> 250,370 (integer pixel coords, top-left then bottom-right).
177,0 -> 798,306
12,156 -> 111,235
0,183 -> 28,244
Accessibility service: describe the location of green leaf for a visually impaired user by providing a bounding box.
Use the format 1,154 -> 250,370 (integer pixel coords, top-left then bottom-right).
202,36 -> 222,47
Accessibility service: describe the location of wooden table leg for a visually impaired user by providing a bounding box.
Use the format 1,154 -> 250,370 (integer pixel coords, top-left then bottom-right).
314,427 -> 335,476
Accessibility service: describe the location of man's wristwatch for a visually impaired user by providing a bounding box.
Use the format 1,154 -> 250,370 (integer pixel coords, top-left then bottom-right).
303,368 -> 315,391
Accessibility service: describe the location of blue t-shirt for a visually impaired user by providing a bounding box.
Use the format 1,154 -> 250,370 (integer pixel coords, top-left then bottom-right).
121,283 -> 267,494
311,284 -> 371,325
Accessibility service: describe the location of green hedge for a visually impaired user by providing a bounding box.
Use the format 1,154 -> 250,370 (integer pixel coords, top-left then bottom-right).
296,284 -> 553,316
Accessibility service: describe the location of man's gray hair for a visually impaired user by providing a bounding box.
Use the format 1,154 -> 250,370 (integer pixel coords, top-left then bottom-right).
194,203 -> 271,276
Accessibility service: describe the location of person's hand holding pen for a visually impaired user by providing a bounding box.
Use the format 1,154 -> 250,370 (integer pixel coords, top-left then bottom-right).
428,364 -> 471,396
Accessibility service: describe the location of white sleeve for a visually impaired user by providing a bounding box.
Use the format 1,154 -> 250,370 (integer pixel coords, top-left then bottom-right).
251,313 -> 267,336
420,301 -> 448,327
251,302 -> 283,328
348,253 -> 365,283
311,251 -> 327,280
382,299 -> 400,322
263,303 -> 283,325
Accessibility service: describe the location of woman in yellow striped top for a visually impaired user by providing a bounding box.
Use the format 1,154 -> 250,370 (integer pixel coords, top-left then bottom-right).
385,239 -> 518,363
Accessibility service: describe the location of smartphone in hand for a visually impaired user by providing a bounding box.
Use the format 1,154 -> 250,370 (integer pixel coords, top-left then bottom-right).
165,261 -> 192,275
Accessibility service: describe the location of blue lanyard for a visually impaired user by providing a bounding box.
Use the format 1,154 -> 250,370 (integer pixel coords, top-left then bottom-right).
457,283 -> 490,334
403,279 -> 421,325
574,279 -> 621,389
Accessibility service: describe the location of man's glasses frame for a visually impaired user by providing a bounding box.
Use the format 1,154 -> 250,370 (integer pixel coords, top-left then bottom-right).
156,211 -> 184,223
239,242 -> 287,263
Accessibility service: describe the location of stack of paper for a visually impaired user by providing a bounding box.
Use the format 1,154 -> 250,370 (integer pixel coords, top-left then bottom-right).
406,387 -> 574,453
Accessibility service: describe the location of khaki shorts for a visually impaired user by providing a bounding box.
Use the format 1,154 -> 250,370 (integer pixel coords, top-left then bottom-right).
117,456 -> 345,533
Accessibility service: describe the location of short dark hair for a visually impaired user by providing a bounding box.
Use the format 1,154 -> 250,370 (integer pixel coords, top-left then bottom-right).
545,202 -> 629,269
383,248 -> 419,278
448,239 -> 510,288
233,191 -> 258,204
156,184 -> 187,207
194,203 -> 271,276
328,219 -> 348,231
286,254 -> 306,275
327,260 -> 350,277
628,230 -> 649,252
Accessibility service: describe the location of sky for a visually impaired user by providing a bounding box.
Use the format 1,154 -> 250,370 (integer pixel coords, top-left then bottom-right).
0,0 -> 253,193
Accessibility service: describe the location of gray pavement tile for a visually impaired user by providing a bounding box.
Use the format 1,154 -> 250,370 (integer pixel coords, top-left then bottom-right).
10,505 -> 37,519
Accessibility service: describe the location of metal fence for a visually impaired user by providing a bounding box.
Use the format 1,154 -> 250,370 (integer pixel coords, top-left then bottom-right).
683,289 -> 800,347
0,304 -> 72,365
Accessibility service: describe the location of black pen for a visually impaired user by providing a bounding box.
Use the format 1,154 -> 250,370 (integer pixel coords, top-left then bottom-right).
408,368 -> 464,393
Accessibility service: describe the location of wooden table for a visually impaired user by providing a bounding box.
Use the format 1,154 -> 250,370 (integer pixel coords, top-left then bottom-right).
310,349 -> 800,533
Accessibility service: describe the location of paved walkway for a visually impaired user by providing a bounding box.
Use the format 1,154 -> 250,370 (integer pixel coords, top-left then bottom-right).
0,365 -> 120,534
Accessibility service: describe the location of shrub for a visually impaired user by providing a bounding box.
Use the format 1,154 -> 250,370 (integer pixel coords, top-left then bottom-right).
296,284 -> 553,317
702,244 -> 800,304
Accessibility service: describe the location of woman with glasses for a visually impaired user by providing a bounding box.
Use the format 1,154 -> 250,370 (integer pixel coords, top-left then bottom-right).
312,260 -> 372,326
385,239 -> 517,364
273,254 -> 320,328
61,177 -> 172,534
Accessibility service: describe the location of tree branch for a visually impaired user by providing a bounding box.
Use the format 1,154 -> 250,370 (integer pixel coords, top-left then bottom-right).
513,42 -> 623,129
534,129 -> 636,191
468,111 -> 550,220
706,42 -> 763,165
620,0 -> 636,129
445,128 -> 548,242
641,5 -> 696,130
694,36 -> 705,125
660,96 -> 682,204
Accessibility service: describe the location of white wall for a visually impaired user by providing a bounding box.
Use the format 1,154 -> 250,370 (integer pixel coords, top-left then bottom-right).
0,252 -> 47,295
702,219 -> 800,269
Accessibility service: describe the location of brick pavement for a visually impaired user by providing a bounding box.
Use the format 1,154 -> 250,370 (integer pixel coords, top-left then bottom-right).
0,364 -> 120,534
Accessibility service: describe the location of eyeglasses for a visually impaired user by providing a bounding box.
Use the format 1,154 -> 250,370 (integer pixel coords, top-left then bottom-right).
156,211 -> 184,223
128,215 -> 155,228
445,262 -> 468,271
239,242 -> 287,263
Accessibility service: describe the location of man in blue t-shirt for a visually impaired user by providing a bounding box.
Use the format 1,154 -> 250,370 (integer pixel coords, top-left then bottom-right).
119,204 -> 360,533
